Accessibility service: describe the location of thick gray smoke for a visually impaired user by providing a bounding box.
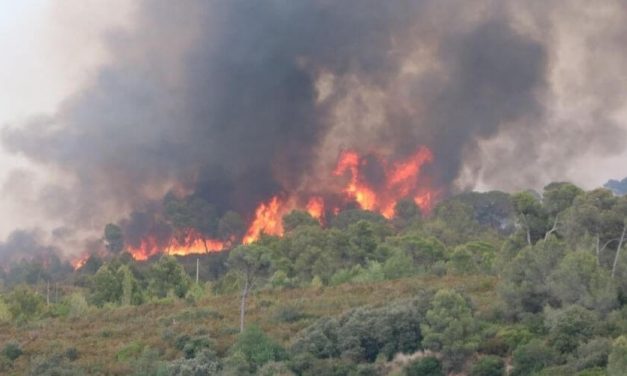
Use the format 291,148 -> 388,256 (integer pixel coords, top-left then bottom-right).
2,0 -> 627,253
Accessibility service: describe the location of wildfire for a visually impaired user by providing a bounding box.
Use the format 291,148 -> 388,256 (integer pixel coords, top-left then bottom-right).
306,196 -> 325,221
71,254 -> 90,270
242,196 -> 288,244
129,229 -> 224,261
334,147 -> 436,218
71,146 -> 439,266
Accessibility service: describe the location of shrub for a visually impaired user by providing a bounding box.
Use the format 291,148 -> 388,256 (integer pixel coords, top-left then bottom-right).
569,337 -> 611,371
6,285 -> 45,321
512,339 -> 557,376
608,335 -> 627,376
257,361 -> 295,376
116,341 -> 145,361
404,356 -> 443,376
0,298 -> 12,322
229,326 -> 286,371
545,305 -> 597,354
65,347 -> 79,361
421,289 -> 478,372
273,305 -> 308,323
28,352 -> 85,376
166,349 -> 221,376
469,356 -> 504,376
2,342 -> 22,361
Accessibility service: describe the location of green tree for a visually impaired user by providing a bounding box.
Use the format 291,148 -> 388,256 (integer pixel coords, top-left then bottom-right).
421,289 -> 478,372
164,193 -> 219,252
404,356 -> 443,376
500,239 -> 566,317
469,356 -> 504,376
104,223 -> 124,254
545,305 -> 597,354
89,265 -> 123,306
218,211 -> 246,242
512,339 -> 557,376
6,285 -> 45,321
393,198 -> 421,229
229,325 -> 286,372
148,256 -> 191,298
283,210 -> 319,232
512,191 -> 548,245
228,245 -> 272,332
608,335 -> 627,376
548,252 -> 617,313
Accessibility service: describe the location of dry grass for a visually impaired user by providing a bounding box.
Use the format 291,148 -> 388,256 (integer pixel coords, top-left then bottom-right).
0,274 -> 497,375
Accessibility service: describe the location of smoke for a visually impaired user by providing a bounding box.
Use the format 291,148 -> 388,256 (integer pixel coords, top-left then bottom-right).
2,0 -> 627,253
0,229 -> 60,265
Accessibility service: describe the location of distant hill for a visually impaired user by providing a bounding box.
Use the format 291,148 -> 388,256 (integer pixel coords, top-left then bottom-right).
604,177 -> 627,195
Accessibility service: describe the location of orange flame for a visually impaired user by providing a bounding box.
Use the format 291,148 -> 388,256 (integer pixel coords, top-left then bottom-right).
306,196 -> 325,221
69,146 -> 439,265
129,229 -> 224,260
334,147 -> 436,218
71,254 -> 90,270
243,196 -> 287,244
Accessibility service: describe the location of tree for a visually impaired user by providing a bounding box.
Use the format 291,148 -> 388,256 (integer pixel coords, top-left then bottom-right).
218,211 -> 246,242
469,356 -> 505,376
393,198 -> 421,229
6,285 -> 44,321
542,182 -> 584,241
164,193 -> 219,252
545,305 -> 597,354
283,210 -> 319,232
500,239 -> 566,317
404,356 -> 443,376
548,252 -> 617,313
229,325 -> 286,372
608,335 -> 627,376
421,289 -> 478,372
148,256 -> 191,298
104,223 -> 124,254
228,245 -> 272,332
89,265 -> 123,306
512,191 -> 547,245
511,339 -> 557,376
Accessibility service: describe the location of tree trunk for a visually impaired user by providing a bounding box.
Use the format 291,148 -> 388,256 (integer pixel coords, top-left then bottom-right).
612,224 -> 626,278
46,280 -> 50,306
196,258 -> 200,284
544,215 -> 559,242
239,275 -> 250,333
202,237 -> 209,254
521,215 -> 531,246
595,235 -> 600,265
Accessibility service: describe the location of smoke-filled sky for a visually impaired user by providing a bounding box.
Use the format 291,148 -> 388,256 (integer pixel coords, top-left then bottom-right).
1,0 -> 626,255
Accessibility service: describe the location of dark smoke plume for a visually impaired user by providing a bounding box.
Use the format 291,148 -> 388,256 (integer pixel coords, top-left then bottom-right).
2,0 -> 627,251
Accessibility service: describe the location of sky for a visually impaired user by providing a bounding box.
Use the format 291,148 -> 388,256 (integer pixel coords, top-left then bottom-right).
0,0 -> 626,249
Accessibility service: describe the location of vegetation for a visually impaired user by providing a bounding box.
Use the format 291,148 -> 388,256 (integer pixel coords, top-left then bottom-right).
0,183 -> 626,375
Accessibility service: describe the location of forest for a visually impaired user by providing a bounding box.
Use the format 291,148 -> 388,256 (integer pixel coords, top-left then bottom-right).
0,182 -> 626,376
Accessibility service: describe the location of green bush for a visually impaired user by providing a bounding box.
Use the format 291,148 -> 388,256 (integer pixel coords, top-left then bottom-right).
116,341 -> 145,361
469,356 -> 504,376
229,325 -> 286,372
2,341 -> 22,361
512,339 -> 557,376
404,356 -> 443,376
608,335 -> 627,376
